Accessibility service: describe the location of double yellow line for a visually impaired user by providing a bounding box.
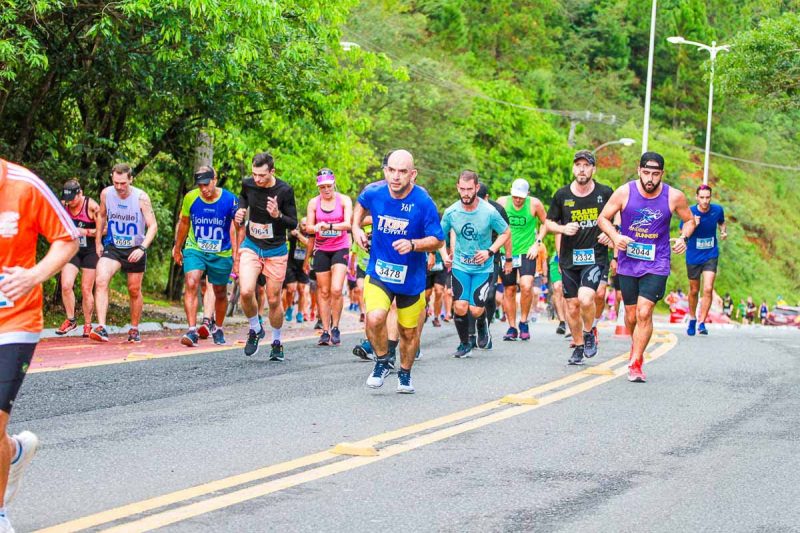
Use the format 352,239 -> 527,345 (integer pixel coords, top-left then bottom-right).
38,332 -> 677,532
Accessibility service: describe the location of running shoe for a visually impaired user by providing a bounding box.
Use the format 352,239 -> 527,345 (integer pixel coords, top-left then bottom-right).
386,355 -> 397,371
432,317 -> 441,327
127,328 -> 141,343
353,339 -> 373,361
469,335 -> 477,350
314,318 -> 323,330
366,358 -> 391,388
0,515 -> 14,533
212,328 -> 226,345
285,306 -> 293,321
628,360 -> 646,383
415,348 -> 422,360
396,370 -> 415,394
5,431 -> 38,504
687,318 -> 697,336
519,321 -> 530,340
555,321 -> 566,335
296,312 -> 304,323
359,313 -> 365,323
453,343 -> 473,358
244,327 -> 265,356
503,327 -> 518,341
180,330 -> 199,347
477,320 -> 491,349
568,345 -> 585,365
318,331 -> 331,346
500,314 -> 507,322
443,315 -> 452,323
331,327 -> 341,346
89,325 -> 109,342
55,318 -> 77,335
197,318 -> 213,339
698,322 -> 708,335
82,324 -> 92,338
269,341 -> 284,362
583,330 -> 597,358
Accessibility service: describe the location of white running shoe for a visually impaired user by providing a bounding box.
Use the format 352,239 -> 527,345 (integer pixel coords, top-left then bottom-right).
396,371 -> 415,394
366,360 -> 390,388
0,515 -> 15,533
5,431 -> 38,504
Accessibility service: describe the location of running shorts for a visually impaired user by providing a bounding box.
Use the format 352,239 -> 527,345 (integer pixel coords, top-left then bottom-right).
0,343 -> 36,413
364,275 -> 425,329
686,257 -> 718,280
618,274 -> 668,306
452,269 -> 493,307
284,259 -> 309,285
426,270 -> 447,290
183,248 -> 233,286
501,255 -> 536,287
101,245 -> 146,274
240,248 -> 288,283
312,248 -> 348,273
561,264 -> 604,299
69,248 -> 99,270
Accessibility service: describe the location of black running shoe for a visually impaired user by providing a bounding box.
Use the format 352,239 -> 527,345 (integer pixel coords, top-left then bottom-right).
318,331 -> 331,346
331,327 -> 341,346
453,343 -> 473,358
568,345 -> 585,365
556,321 -> 566,335
269,341 -> 284,361
244,327 -> 265,356
476,320 -> 491,349
583,330 -> 597,358
314,319 -> 323,330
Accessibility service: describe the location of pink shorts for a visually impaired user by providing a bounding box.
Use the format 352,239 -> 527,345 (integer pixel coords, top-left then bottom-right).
239,249 -> 288,283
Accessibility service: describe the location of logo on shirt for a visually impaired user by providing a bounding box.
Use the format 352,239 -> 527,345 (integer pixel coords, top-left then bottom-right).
377,215 -> 410,236
564,200 -> 575,207
460,223 -> 478,241
597,195 -> 604,204
0,212 -> 20,238
401,203 -> 414,212
630,207 -> 663,236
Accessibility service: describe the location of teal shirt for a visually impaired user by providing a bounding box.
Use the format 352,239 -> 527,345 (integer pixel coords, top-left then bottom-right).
441,199 -> 508,274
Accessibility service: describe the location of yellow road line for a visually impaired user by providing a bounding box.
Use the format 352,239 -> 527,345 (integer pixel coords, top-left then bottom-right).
38,334 -> 676,532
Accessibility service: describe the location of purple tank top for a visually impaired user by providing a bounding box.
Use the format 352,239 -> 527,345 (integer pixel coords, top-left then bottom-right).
314,193 -> 351,252
618,181 -> 672,277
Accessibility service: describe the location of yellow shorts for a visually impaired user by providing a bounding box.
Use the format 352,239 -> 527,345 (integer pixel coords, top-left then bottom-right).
364,275 -> 426,329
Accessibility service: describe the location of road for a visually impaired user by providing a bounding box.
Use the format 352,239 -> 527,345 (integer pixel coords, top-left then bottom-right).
9,320 -> 800,532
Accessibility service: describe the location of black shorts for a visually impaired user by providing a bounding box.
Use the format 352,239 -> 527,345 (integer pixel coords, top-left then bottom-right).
0,343 -> 36,413
426,269 -> 447,290
284,259 -> 309,285
561,264 -> 605,299
686,257 -> 718,280
612,273 -> 621,292
69,248 -> 99,269
501,256 -> 536,287
356,266 -> 366,279
313,249 -> 348,273
347,278 -> 357,290
618,274 -> 668,306
101,245 -> 146,274
599,262 -> 610,285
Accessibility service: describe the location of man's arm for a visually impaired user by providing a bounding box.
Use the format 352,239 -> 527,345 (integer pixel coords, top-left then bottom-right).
352,202 -> 368,249
670,190 -> 696,254
172,215 -> 190,265
86,198 -> 101,238
140,192 -> 159,249
279,187 -> 298,230
597,187 -> 632,251
95,189 -> 107,255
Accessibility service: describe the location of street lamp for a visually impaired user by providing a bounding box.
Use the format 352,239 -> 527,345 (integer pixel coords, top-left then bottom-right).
667,36 -> 730,185
593,138 -> 636,155
642,0 -> 658,153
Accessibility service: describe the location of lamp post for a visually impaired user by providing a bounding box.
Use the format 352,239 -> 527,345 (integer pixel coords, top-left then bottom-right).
593,138 -> 636,155
642,0 -> 658,153
667,36 -> 730,185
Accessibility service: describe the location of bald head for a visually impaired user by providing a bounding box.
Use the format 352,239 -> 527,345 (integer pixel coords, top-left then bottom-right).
383,148 -> 417,197
387,149 -> 414,170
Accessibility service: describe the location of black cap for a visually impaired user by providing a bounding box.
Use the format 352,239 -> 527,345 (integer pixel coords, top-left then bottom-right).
194,167 -> 216,185
477,183 -> 489,199
61,179 -> 81,201
573,150 -> 596,166
639,152 -> 665,170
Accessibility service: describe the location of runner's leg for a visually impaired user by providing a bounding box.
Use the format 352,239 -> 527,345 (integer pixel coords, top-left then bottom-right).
698,271 -> 716,324
330,263 -> 347,328
631,298 -> 656,364
80,267 -> 96,325
60,263 -> 79,320
519,275 -> 534,321
316,270 -> 332,331
94,257 -> 121,327
184,270 -> 203,328
688,278 -> 701,319
127,272 -> 145,327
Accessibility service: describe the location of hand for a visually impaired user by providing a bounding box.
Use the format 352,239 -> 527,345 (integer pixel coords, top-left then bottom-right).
526,242 -> 540,260
670,237 -> 687,254
290,229 -> 298,237
597,233 -> 613,247
693,215 -> 701,226
266,196 -> 280,218
96,242 -> 104,257
612,234 -> 634,251
720,231 -> 728,240
0,266 -> 38,302
609,258 -> 617,277
353,227 -> 368,249
303,260 -> 311,275
392,239 -> 413,255
172,246 -> 183,266
234,208 -> 247,225
562,222 -> 580,236
503,259 -> 513,275
79,227 -> 89,237
427,254 -> 435,270
127,248 -> 145,263
442,252 -> 453,269
472,250 -> 491,265
315,222 -> 329,234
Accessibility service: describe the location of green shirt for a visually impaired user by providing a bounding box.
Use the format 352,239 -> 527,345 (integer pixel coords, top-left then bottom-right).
351,224 -> 371,271
505,197 -> 538,256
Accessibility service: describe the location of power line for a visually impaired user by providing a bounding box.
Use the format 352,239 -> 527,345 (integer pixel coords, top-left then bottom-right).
654,135 -> 800,172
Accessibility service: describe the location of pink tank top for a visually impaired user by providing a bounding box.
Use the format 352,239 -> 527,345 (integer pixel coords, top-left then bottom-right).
314,193 -> 350,252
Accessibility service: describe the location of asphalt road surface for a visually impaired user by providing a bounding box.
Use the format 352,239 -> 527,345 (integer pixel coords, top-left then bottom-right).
9,320 -> 800,532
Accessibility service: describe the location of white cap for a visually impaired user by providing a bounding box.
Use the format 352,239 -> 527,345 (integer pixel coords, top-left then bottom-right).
510,178 -> 529,198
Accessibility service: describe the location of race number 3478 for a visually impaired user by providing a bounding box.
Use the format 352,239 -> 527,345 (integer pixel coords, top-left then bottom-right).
375,259 -> 407,284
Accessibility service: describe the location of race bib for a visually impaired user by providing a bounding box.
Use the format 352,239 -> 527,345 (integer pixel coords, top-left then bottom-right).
626,242 -> 656,262
0,275 -> 13,309
430,262 -> 444,272
572,248 -> 595,266
375,259 -> 407,285
319,229 -> 341,238
512,255 -> 522,268
249,222 -> 274,240
293,247 -> 307,261
78,235 -> 87,247
197,238 -> 223,253
696,237 -> 715,250
461,253 -> 481,266
112,234 -> 134,248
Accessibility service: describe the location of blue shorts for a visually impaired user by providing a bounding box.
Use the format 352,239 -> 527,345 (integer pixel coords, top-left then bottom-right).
183,248 -> 234,286
451,269 -> 493,307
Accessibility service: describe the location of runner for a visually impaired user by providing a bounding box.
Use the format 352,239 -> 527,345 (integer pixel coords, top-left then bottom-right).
284,219 -> 311,323
0,158 -> 80,531
56,179 -> 100,337
598,152 -> 695,382
172,166 -> 238,346
441,171 -> 510,358
549,236 -> 567,335
745,296 -> 756,324
303,169 -> 352,346
546,150 -> 614,364
477,183 -> 512,327
91,163 -> 159,343
722,292 -> 733,319
234,152 -> 298,359
425,251 -> 447,327
496,179 -> 547,341
352,149 -> 444,393
683,184 -> 727,336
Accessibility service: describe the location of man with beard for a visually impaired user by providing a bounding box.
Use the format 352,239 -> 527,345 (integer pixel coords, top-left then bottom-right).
598,152 -> 695,382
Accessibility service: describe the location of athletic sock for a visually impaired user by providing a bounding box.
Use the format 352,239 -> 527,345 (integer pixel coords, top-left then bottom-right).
454,313 -> 470,344
388,339 -> 399,353
476,313 -> 488,333
272,328 -> 281,343
10,438 -> 20,465
188,326 -> 197,332
592,318 -> 599,328
248,315 -> 261,332
467,313 -> 476,336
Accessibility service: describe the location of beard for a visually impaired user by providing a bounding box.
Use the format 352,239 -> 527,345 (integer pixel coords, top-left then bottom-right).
575,175 -> 592,186
640,177 -> 658,193
460,194 -> 476,206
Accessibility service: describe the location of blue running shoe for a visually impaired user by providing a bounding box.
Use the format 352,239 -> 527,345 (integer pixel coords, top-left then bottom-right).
396,370 -> 415,394
180,330 -> 199,347
212,328 -> 226,345
244,327 -> 265,356
366,358 -> 391,388
519,321 -> 530,341
269,341 -> 284,361
284,306 -> 293,321
296,312 -> 304,323
698,322 -> 708,335
353,338 -> 373,360
687,319 -> 697,336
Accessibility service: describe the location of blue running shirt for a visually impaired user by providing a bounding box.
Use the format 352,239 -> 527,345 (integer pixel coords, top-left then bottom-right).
358,183 -> 444,295
441,199 -> 508,274
181,188 -> 239,257
682,203 -> 725,265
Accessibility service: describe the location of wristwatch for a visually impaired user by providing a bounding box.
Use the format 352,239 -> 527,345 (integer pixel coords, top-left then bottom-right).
487,249 -> 495,257
504,256 -> 513,262
138,245 -> 147,252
